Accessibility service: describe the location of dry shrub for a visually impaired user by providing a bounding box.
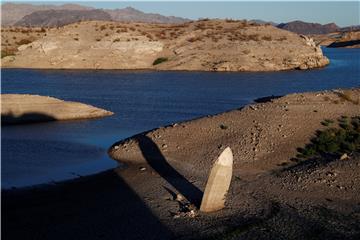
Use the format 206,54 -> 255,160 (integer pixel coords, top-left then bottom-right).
262,35 -> 272,41
109,26 -> 114,30
129,27 -> 135,31
95,38 -> 101,41
16,39 -> 31,45
100,25 -> 107,31
242,49 -> 250,54
1,48 -> 17,58
187,36 -> 202,42
113,38 -> 120,42
73,37 -> 79,41
105,33 -> 109,37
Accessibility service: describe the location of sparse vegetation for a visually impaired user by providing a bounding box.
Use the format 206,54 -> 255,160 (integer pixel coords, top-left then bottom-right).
1,48 -> 16,58
153,57 -> 168,65
296,116 -> 360,160
262,35 -> 272,41
16,39 -> 32,45
113,38 -> 121,42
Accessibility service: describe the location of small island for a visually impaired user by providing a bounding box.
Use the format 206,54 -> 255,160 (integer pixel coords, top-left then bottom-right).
1,94 -> 113,124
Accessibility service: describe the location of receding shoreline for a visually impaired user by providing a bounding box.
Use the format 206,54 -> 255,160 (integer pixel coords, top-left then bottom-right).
3,88 -> 360,239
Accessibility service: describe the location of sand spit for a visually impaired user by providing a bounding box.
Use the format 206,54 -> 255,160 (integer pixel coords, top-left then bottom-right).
110,88 -> 360,173
3,89 -> 360,240
1,19 -> 329,71
1,94 -> 113,124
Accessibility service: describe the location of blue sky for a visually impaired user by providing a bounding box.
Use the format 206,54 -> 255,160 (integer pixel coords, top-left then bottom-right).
3,1 -> 359,27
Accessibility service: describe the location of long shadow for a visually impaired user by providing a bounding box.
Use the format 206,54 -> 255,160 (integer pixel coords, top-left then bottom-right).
137,135 -> 203,208
2,170 -> 173,240
2,112 -> 57,125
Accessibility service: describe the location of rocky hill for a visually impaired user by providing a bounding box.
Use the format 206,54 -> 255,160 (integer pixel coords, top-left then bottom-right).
15,9 -> 112,27
277,20 -> 339,35
1,19 -> 329,71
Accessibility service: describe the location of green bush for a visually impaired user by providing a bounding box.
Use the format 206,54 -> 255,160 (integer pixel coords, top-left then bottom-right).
297,116 -> 360,159
153,57 -> 168,65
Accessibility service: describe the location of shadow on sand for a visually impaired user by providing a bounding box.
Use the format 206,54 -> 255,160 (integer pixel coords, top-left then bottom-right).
2,170 -> 173,240
136,135 -> 203,208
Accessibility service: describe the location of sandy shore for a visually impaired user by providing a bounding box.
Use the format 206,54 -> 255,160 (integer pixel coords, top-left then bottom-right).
3,89 -> 360,239
1,94 -> 113,124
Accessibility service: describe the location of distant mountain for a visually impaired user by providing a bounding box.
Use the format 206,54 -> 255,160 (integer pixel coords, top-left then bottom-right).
1,3 -> 92,25
105,7 -> 189,24
1,3 -> 190,26
15,9 -> 112,27
277,20 -> 339,35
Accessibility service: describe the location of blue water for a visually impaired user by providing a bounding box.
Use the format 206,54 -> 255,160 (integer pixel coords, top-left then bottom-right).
1,48 -> 359,188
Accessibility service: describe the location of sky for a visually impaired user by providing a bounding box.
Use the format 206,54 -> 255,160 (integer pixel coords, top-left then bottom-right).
2,1 -> 359,27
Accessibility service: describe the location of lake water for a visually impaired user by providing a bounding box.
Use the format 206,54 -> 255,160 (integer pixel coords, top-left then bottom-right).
1,48 -> 359,188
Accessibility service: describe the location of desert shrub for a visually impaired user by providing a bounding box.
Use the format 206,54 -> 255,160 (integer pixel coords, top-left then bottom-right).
95,38 -> 101,41
242,49 -> 250,55
73,37 -> 79,41
1,48 -> 16,58
16,39 -> 32,45
262,35 -> 272,41
109,26 -> 114,30
13,36 -> 17,40
187,36 -> 202,42
105,33 -> 109,37
129,27 -> 135,31
153,57 -> 168,65
100,25 -> 107,31
296,116 -> 360,159
113,38 -> 121,42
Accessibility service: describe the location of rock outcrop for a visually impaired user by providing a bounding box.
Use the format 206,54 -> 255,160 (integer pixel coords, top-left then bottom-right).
1,94 -> 113,125
1,19 -> 329,71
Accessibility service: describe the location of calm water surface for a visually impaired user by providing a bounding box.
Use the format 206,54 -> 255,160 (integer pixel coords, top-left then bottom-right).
1,48 -> 359,188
